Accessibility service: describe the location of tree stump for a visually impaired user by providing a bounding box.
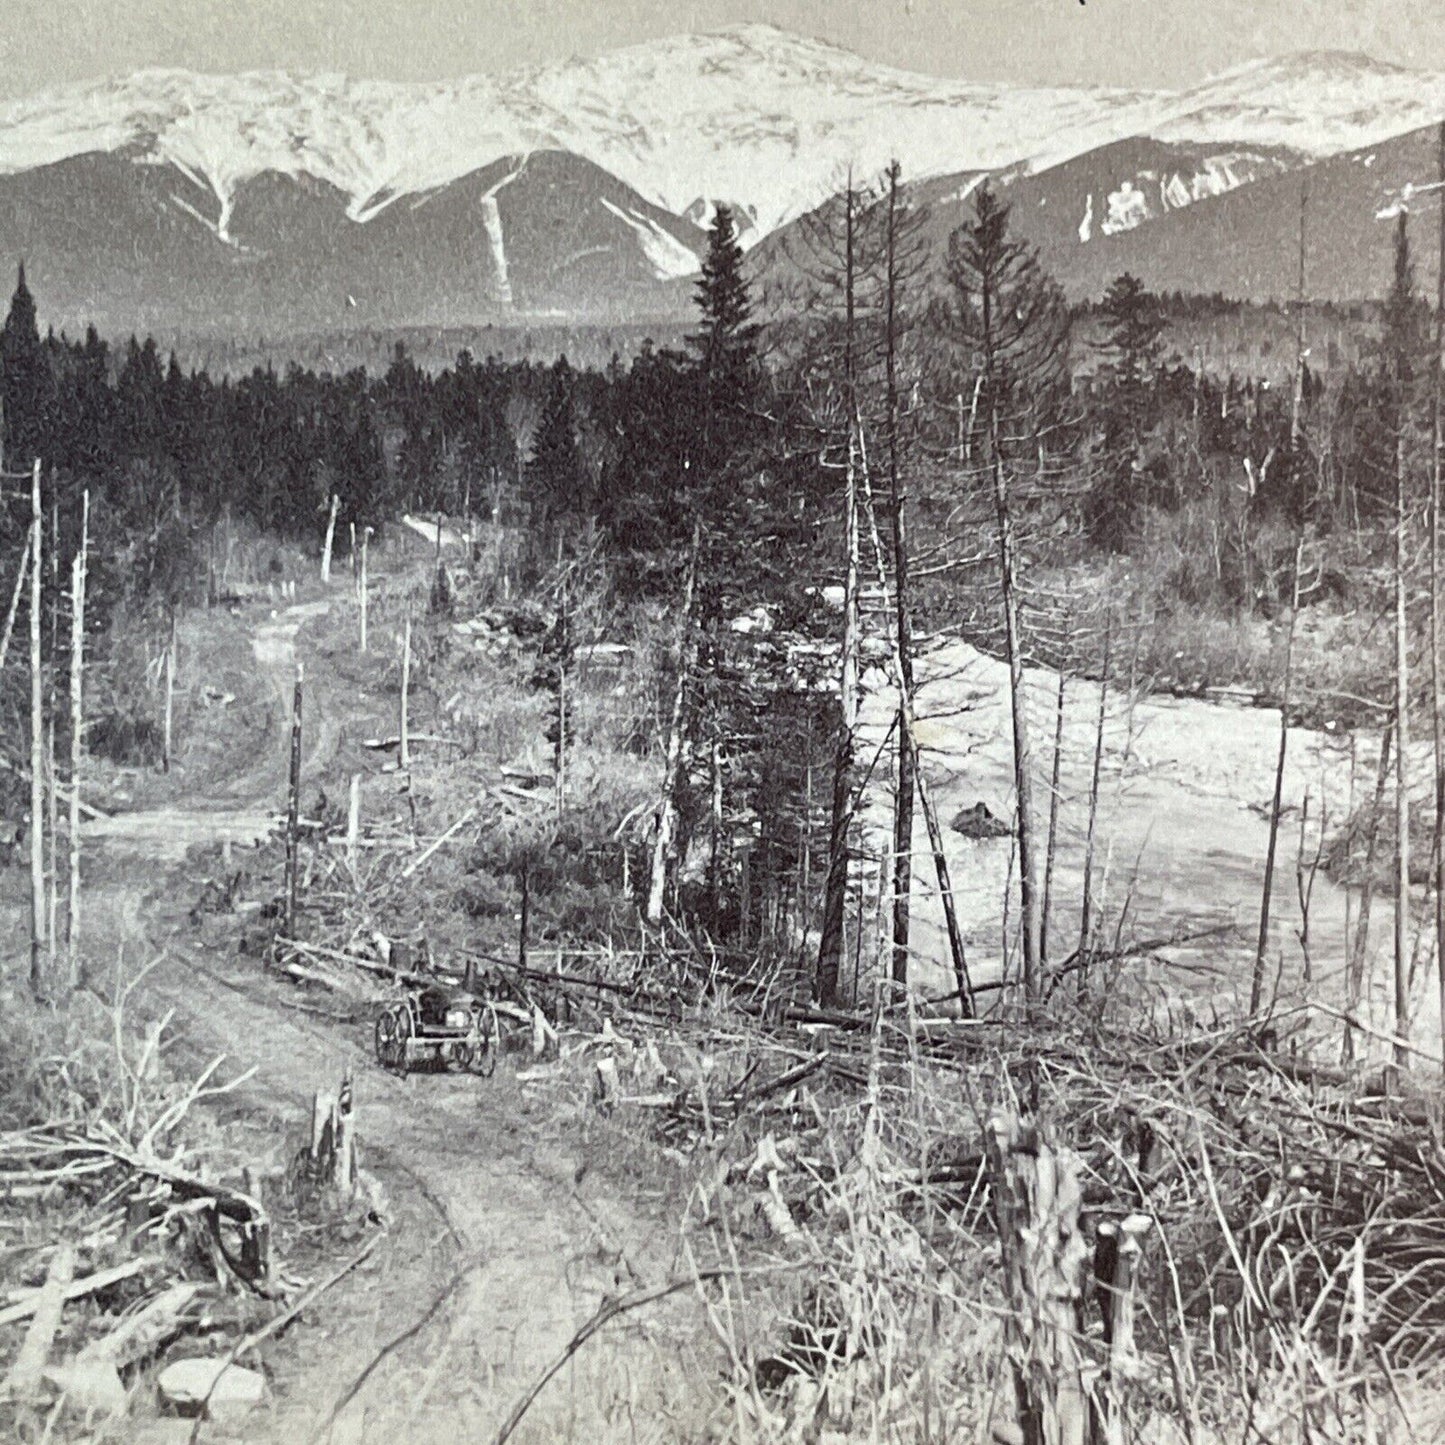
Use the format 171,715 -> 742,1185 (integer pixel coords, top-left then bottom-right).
300,1073 -> 358,1206
987,1109 -> 1091,1445
1092,1213 -> 1152,1445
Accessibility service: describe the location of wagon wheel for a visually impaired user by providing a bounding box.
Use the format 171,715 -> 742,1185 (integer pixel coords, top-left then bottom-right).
375,1005 -> 410,1073
374,1008 -> 397,1068
469,1003 -> 500,1078
393,1006 -> 414,1072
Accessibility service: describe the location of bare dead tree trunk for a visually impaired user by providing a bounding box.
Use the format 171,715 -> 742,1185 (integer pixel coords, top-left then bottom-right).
1432,119 -> 1445,1072
1294,792 -> 1327,985
1078,623 -> 1111,999
553,587 -> 568,824
1394,432 -> 1412,1074
0,528 -> 31,674
884,164 -> 916,994
358,527 -> 372,653
46,497 -> 59,975
1040,671 -> 1066,968
1093,1214 -> 1153,1444
283,662 -> 304,942
1253,197 -> 1311,1018
988,1109 -> 1090,1445
45,709 -> 58,978
399,618 -> 411,771
707,734 -> 723,924
1345,725 -> 1393,1062
817,182 -> 863,1008
161,612 -> 175,774
647,527 -> 700,926
799,752 -> 813,942
346,773 -> 361,880
320,494 -> 339,583
989,399 -> 1042,1001
857,425 -> 975,1013
66,494 -> 87,989
28,460 -> 45,996
518,858 -> 530,969
1251,539 -> 1304,1015
554,656 -> 567,822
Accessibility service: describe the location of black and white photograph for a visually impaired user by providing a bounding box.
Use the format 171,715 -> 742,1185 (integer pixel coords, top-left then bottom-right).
3,1 -> 1445,1439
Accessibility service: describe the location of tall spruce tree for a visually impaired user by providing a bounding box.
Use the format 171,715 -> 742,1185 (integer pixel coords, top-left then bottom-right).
1087,272 -> 1165,545
689,205 -> 760,402
526,356 -> 585,524
1,263 -> 51,466
686,204 -> 763,539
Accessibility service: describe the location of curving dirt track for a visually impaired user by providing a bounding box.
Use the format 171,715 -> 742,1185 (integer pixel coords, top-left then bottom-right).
52,576 -> 709,1443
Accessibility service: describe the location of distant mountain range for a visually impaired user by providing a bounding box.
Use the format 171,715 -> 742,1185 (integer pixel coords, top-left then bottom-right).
2,26 -> 1444,337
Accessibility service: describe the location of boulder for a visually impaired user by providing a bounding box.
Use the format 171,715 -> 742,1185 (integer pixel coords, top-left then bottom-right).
950,802 -> 1012,840
157,1358 -> 267,1420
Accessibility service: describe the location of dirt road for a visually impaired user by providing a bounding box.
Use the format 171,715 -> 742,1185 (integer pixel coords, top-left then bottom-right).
59,575 -> 708,1442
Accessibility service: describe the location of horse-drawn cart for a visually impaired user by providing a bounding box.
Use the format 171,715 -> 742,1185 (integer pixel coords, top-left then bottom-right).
374,981 -> 500,1076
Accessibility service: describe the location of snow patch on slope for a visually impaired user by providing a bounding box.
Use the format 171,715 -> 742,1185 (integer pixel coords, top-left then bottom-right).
1376,177 -> 1445,220
478,160 -> 528,305
1104,181 -> 1151,235
1091,151 -> 1293,238
599,198 -> 699,279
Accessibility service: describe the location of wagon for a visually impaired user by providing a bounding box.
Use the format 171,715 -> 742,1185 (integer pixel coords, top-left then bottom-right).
374,982 -> 500,1076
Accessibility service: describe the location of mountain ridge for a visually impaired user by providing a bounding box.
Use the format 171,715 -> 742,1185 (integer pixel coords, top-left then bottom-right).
3,27 -> 1444,330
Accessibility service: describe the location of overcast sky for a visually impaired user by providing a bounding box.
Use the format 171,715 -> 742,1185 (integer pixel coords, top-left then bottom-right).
2,0 -> 1444,99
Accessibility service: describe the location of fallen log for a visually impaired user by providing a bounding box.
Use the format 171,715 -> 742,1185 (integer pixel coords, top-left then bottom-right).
395,809 -> 477,883
360,734 -> 454,751
3,1246 -> 74,1397
0,1257 -> 146,1330
75,1139 -> 270,1285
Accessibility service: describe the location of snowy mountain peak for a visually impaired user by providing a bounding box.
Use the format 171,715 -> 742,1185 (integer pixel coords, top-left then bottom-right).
2,29 -> 1444,267
0,26 -> 1166,245
1154,48 -> 1445,156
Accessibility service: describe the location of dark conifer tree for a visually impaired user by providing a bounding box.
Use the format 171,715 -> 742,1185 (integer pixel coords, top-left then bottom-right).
689,205 -> 761,403
1381,209 -> 1428,424
1087,272 -> 1166,545
70,327 -> 116,479
117,337 -> 166,461
1,263 -> 52,466
1098,273 -> 1163,396
526,356 -> 585,524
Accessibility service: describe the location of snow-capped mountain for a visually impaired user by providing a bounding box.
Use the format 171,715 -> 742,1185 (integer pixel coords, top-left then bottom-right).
1054,122 -> 1445,303
3,28 -> 1445,333
0,24 -> 1163,249
1156,51 -> 1445,158
750,45 -> 1445,310
989,50 -> 1445,259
